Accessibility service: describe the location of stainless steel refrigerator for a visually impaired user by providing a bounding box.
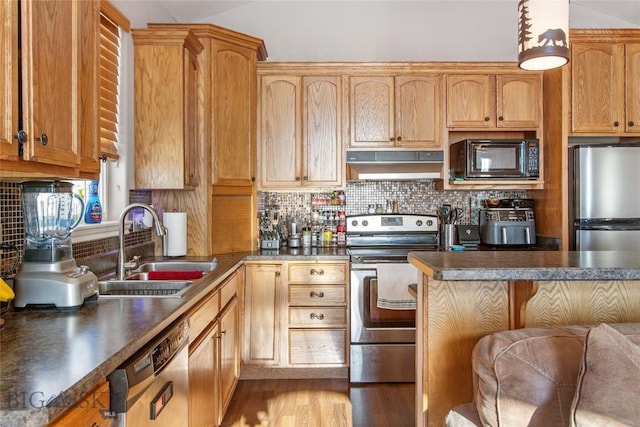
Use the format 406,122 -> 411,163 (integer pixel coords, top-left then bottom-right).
570,143 -> 640,251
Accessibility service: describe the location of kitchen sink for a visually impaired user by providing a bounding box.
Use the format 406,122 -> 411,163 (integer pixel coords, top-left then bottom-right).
134,259 -> 218,273
98,279 -> 193,298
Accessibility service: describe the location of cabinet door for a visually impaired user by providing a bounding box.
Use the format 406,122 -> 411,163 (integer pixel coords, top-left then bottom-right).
395,75 -> 443,149
302,76 -> 343,187
219,295 -> 239,423
571,43 -> 626,133
626,43 -> 640,134
49,381 -> 111,427
213,41 -> 257,186
189,322 -> 218,427
21,0 -> 80,168
349,76 -> 395,147
496,74 -> 540,128
243,264 -> 283,365
0,0 -> 18,162
446,74 -> 494,128
259,76 -> 302,188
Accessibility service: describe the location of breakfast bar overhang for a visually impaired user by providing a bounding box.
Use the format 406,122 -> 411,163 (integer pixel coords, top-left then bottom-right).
407,250 -> 640,427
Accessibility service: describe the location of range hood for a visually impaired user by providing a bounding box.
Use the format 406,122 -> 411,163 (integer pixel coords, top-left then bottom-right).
346,150 -> 443,181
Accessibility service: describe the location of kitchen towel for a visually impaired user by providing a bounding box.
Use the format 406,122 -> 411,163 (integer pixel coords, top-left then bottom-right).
163,212 -> 187,257
376,263 -> 418,310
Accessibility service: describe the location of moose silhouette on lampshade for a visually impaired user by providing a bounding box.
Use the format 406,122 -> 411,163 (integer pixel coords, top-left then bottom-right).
518,0 -> 569,71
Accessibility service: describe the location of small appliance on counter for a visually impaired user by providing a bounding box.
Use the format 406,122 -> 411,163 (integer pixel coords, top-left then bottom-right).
13,181 -> 98,311
479,199 -> 536,246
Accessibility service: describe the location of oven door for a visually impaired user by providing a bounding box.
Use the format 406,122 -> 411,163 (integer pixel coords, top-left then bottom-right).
350,262 -> 417,383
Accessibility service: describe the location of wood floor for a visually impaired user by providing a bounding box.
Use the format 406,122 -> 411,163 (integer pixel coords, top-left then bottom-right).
221,379 -> 415,427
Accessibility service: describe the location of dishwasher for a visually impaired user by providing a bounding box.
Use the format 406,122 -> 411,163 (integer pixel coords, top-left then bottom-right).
108,317 -> 190,426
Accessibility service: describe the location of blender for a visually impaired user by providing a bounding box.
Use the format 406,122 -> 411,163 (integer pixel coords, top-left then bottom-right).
13,181 -> 99,310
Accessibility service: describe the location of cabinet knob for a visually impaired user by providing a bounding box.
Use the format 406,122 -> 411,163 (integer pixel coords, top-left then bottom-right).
13,130 -> 27,144
310,291 -> 325,298
295,176 -> 301,181
303,176 -> 308,181
397,136 -> 402,142
613,121 -> 620,127
484,117 -> 490,122
309,268 -> 324,276
251,176 -> 256,182
498,116 -> 504,121
36,133 -> 48,145
310,313 -> 325,320
389,136 -> 395,142
99,154 -> 108,162
629,121 -> 636,127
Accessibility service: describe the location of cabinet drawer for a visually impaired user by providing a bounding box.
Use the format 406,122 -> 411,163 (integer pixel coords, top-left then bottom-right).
220,271 -> 239,309
288,284 -> 346,306
287,263 -> 348,284
189,291 -> 220,342
289,329 -> 347,365
289,307 -> 347,328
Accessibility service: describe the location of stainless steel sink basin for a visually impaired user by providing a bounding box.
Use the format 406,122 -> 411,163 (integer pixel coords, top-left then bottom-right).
134,259 -> 218,273
98,280 -> 193,298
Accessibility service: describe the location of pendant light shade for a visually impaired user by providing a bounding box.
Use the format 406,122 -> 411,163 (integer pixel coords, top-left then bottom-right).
518,0 -> 569,70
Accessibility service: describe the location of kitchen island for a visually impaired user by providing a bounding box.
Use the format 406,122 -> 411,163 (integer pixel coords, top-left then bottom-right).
408,250 -> 640,427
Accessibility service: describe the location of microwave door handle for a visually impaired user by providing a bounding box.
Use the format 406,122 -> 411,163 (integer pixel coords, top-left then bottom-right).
501,227 -> 508,245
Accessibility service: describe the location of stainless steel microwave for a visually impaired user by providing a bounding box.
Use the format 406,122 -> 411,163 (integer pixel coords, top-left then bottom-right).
449,139 -> 540,180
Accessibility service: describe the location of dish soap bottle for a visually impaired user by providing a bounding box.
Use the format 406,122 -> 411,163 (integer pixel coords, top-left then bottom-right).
84,180 -> 102,224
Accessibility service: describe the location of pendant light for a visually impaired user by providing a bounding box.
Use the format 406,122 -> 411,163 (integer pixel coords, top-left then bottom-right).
518,0 -> 570,70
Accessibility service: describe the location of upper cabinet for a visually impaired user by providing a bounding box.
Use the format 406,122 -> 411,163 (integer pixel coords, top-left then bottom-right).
258,73 -> 343,190
133,29 -> 203,189
446,74 -> 541,129
349,75 -> 443,149
0,0 -> 101,178
571,35 -> 640,135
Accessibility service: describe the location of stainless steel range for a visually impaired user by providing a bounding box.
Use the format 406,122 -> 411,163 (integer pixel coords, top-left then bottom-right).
347,214 -> 438,383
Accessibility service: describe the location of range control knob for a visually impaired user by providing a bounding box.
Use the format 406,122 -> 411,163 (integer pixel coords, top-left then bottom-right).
426,220 -> 433,227
351,220 -> 358,227
362,220 -> 369,227
416,220 -> 423,227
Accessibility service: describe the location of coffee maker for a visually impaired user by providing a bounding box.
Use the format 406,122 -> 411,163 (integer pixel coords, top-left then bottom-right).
14,181 -> 98,310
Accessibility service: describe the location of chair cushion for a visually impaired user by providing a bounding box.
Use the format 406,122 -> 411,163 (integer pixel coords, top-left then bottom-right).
445,403 -> 483,427
571,323 -> 640,427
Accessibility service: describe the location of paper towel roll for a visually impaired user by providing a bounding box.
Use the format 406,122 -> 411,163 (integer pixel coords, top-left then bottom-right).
163,212 -> 187,256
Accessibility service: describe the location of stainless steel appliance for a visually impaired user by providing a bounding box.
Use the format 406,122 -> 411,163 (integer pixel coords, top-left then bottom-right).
570,143 -> 640,251
346,150 -> 443,181
109,317 -> 189,426
449,138 -> 540,180
347,214 -> 438,383
13,181 -> 98,310
479,199 -> 536,246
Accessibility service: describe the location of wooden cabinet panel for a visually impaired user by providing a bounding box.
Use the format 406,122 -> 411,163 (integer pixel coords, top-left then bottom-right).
571,43 -> 625,134
496,74 -> 540,128
1,0 -> 19,163
289,329 -> 347,365
49,380 -> 111,427
220,269 -> 240,309
349,76 -> 395,147
219,295 -> 240,422
288,262 -> 348,284
625,44 -> 640,133
133,29 -> 203,189
212,41 -> 257,186
289,307 -> 347,328
395,75 -> 443,149
188,290 -> 220,343
189,322 -> 219,427
303,76 -> 343,187
288,284 -> 347,306
259,76 -> 301,187
446,74 -> 494,128
243,263 -> 283,365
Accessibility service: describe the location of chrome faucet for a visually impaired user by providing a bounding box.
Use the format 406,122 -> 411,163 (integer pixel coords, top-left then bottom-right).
118,203 -> 166,280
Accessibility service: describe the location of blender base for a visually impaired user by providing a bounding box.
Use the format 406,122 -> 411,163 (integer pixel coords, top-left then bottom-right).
13,259 -> 99,311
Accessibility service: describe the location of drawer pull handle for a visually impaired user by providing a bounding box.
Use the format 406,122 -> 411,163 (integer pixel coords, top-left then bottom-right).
309,269 -> 324,276
310,313 -> 325,320
310,291 -> 325,298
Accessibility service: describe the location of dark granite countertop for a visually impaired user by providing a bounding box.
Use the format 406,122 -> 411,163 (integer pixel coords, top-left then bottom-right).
408,250 -> 640,281
0,249 -> 349,426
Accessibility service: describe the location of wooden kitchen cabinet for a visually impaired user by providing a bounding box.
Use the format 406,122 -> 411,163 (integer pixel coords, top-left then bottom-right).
243,263 -> 284,367
133,29 -> 203,189
48,380 -> 111,427
188,267 -> 242,427
258,74 -> 343,189
1,0 -> 101,178
446,74 -> 541,129
571,41 -> 640,135
349,75 -> 443,149
286,261 -> 349,367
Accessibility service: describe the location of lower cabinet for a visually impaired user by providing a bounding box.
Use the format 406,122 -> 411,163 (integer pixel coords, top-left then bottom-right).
48,380 -> 111,426
243,260 -> 349,378
188,266 -> 242,426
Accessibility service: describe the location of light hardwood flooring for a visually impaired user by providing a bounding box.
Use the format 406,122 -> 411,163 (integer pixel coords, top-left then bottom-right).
221,379 -> 415,427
